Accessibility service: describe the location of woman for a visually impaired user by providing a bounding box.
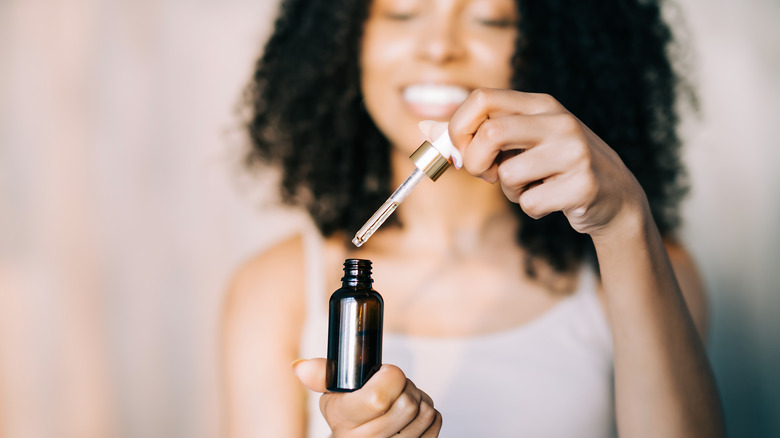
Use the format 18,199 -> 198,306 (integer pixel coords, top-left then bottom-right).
222,0 -> 724,436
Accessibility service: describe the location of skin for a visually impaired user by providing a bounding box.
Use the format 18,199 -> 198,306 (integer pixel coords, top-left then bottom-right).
360,0 -> 518,155
222,0 -> 723,436
448,89 -> 723,437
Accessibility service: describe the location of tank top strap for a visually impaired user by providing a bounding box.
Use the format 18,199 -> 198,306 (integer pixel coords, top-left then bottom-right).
302,226 -> 327,316
299,226 -> 334,438
574,264 -> 614,356
299,224 -> 330,358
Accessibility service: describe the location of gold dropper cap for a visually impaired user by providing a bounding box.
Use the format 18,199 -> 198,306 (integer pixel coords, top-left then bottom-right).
410,140 -> 451,181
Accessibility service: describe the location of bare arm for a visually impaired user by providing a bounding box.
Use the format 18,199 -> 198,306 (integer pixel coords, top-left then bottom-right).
665,241 -> 709,341
221,235 -> 308,438
594,210 -> 723,438
448,88 -> 724,438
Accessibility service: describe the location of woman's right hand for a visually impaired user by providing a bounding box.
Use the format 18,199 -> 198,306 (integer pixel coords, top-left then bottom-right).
293,358 -> 442,437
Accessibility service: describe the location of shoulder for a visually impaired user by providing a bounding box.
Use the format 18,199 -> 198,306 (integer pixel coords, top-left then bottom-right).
222,234 -> 307,344
225,234 -> 306,305
664,239 -> 709,341
221,235 -> 312,436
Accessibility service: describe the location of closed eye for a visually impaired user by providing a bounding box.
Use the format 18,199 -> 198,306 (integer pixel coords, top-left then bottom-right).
383,11 -> 417,21
475,18 -> 516,28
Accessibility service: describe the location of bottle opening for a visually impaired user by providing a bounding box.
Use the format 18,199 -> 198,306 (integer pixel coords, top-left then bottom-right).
342,259 -> 373,286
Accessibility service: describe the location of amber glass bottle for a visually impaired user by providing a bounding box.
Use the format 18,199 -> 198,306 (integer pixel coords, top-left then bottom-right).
326,259 -> 383,392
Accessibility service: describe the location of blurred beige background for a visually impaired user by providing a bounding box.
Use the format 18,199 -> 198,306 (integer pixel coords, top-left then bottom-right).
0,0 -> 778,437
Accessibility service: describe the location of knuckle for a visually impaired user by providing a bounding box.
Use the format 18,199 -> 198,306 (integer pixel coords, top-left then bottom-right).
383,364 -> 406,382
496,161 -> 515,184
518,190 -> 540,216
418,401 -> 436,425
535,92 -> 560,110
395,389 -> 414,408
555,113 -> 581,134
364,388 -> 392,415
565,140 -> 590,165
480,119 -> 504,143
363,366 -> 409,415
380,365 -> 408,395
396,392 -> 421,422
469,88 -> 492,107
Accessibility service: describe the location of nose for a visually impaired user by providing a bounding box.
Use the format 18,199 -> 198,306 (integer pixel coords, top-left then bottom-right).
415,16 -> 465,63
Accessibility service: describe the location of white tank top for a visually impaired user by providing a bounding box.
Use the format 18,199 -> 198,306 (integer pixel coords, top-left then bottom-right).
299,231 -> 617,438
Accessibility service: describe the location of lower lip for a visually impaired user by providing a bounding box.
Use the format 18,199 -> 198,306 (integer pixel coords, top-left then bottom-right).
402,101 -> 462,120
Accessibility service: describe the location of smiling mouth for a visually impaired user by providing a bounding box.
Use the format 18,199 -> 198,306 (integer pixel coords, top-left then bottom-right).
402,84 -> 470,106
401,84 -> 471,119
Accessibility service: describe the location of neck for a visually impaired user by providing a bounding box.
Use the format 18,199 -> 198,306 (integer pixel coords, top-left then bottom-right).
385,148 -> 514,253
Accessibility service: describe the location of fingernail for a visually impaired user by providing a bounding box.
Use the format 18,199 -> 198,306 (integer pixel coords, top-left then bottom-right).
450,147 -> 463,169
290,358 -> 306,374
418,120 -> 436,137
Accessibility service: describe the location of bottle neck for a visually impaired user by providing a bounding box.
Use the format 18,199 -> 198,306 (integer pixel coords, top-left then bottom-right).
341,259 -> 373,288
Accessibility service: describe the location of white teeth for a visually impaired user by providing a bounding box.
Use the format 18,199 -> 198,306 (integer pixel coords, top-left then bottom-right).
403,84 -> 470,106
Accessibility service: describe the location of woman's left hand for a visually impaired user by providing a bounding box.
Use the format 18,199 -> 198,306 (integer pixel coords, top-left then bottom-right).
447,88 -> 649,238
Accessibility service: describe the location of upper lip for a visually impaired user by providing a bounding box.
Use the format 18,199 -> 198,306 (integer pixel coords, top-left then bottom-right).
401,79 -> 474,90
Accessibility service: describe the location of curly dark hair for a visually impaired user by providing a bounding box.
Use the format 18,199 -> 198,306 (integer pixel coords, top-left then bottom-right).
245,0 -> 690,273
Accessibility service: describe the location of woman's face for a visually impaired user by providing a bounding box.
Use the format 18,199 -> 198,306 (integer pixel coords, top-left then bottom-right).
360,0 -> 518,154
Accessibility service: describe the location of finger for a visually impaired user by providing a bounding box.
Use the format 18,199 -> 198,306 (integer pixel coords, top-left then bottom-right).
395,389 -> 438,437
396,403 -> 437,437
291,358 -> 328,393
419,120 -> 463,168
418,388 -> 434,409
352,379 -> 428,437
493,143 -> 571,202
418,120 -> 447,142
461,114 -> 562,182
421,410 -> 443,438
449,89 -> 565,152
516,173 -> 595,220
321,364 -> 408,428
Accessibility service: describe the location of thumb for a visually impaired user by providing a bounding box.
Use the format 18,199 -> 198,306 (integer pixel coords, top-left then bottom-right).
291,358 -> 328,393
418,120 -> 448,142
419,120 -> 463,169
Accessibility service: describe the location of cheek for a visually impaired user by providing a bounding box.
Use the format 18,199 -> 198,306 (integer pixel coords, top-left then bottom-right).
359,30 -> 410,132
360,30 -> 408,92
360,28 -> 387,102
470,39 -> 516,88
359,42 -> 390,130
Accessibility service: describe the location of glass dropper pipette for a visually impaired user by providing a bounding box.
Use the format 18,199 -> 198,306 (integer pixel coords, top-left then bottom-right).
352,129 -> 461,247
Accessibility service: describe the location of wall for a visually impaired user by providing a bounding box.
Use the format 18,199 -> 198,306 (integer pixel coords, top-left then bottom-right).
678,0 -> 780,435
0,0 -> 777,437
